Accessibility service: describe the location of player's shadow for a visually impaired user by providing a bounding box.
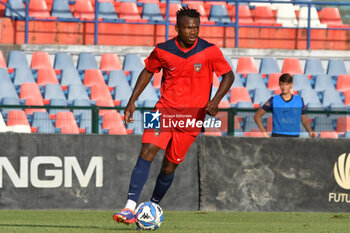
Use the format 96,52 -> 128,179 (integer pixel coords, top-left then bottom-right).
0,223 -> 138,231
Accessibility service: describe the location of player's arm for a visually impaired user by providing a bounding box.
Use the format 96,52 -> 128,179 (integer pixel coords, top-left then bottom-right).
301,114 -> 317,138
124,68 -> 154,125
206,71 -> 234,116
254,108 -> 270,138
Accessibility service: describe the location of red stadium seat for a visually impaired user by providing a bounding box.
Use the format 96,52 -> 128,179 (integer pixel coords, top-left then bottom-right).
102,111 -> 127,135
89,83 -> 114,103
36,68 -> 59,86
230,5 -> 253,24
0,50 -> 6,68
29,0 -> 51,18
20,83 -> 46,114
244,130 -> 266,137
31,51 -> 53,69
267,73 -> 282,91
336,117 -> 350,134
282,58 -> 303,76
73,0 -> 95,19
55,112 -> 81,134
320,131 -> 339,138
188,3 -> 210,23
319,7 -> 343,26
6,110 -> 32,133
138,0 -> 159,3
336,74 -> 350,92
100,53 -> 122,72
229,87 -> 252,104
236,57 -> 258,76
344,90 -> 350,106
253,6 -> 277,25
83,69 -> 106,87
164,3 -> 182,23
118,2 -> 141,21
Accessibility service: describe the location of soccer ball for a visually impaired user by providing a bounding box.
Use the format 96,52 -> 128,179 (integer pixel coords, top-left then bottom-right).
135,201 -> 163,230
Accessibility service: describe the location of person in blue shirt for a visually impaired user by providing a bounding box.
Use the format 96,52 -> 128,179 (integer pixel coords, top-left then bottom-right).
254,73 -> 317,138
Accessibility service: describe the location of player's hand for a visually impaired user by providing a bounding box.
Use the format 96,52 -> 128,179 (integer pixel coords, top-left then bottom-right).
124,102 -> 136,126
309,131 -> 318,138
206,100 -> 219,116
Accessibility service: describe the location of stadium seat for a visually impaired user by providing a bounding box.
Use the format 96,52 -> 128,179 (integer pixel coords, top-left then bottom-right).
188,3 -> 210,23
306,102 -> 325,110
20,82 -> 44,103
5,0 -> 25,18
253,87 -> 272,106
102,111 -> 127,135
36,68 -> 59,86
165,3 -> 182,22
72,99 -> 92,117
336,74 -> 350,92
67,84 -> 90,102
1,97 -> 21,117
48,98 -> 69,115
276,4 -> 298,27
77,53 -> 98,71
51,0 -> 73,18
209,5 -> 231,23
77,110 -> 95,134
83,69 -> 106,87
313,75 -> 335,92
123,53 -> 144,71
335,116 -> 350,134
232,73 -> 243,87
299,88 -> 322,106
253,6 -> 277,25
6,110 -> 31,133
0,69 -> 18,102
7,50 -> 29,69
142,3 -> 164,21
236,57 -> 258,76
327,59 -> 348,76
281,58 -> 303,75
118,2 -> 141,21
267,73 -> 282,91
0,51 -> 6,68
229,87 -> 252,104
55,112 -> 81,134
304,58 -> 324,76
31,51 -> 53,69
107,70 -> 129,87
245,73 -> 266,91
73,0 -> 94,19
98,1 -> 119,20
320,131 -> 339,139
298,7 -> 327,28
44,83 -> 66,101
322,89 -> 344,108
130,68 -> 143,88
0,112 -> 9,132
100,53 -> 122,72
230,5 -> 253,24
138,83 -> 158,104
114,82 -> 132,102
54,52 -> 75,69
259,58 -> 280,75
29,0 -> 51,18
13,67 -> 36,86
90,84 -> 116,111
292,74 -> 312,91
344,90 -> 350,106
60,67 -> 83,86
313,116 -> 335,132
125,110 -> 143,134
31,111 -> 56,133
319,7 -> 343,26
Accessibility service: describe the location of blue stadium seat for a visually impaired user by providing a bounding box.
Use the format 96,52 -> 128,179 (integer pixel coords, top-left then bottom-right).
123,54 -> 144,71
313,74 -> 335,92
48,98 -> 69,115
44,84 -> 67,101
237,101 -> 254,109
31,112 -> 56,133
322,89 -> 344,108
77,53 -> 98,71
327,59 -> 348,76
143,100 -> 158,107
304,58 -> 324,76
259,57 -> 280,75
126,110 -> 143,135
299,88 -> 322,106
67,84 -> 90,102
253,88 -> 272,106
98,2 -> 119,20
313,116 -> 335,132
78,111 -> 94,134
130,68 -> 143,88
114,82 -> 132,102
306,102 -> 325,110
13,67 -> 35,86
292,74 -> 312,91
138,83 -> 158,105
5,0 -> 25,18
245,73 -> 266,91
209,5 -> 231,23
51,0 -> 73,18
0,68 -> 13,84
1,97 -> 21,117
108,70 -> 130,87
72,99 -> 92,118
7,51 -> 29,68
232,73 -> 243,87
142,3 -> 164,21
54,52 -> 75,69
211,87 -> 230,102
60,67 -> 83,86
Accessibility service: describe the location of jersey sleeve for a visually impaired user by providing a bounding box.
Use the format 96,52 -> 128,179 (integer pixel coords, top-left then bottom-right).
211,46 -> 232,77
144,47 -> 162,73
262,97 -> 273,112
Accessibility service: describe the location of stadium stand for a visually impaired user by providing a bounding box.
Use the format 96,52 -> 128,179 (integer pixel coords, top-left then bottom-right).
253,6 -> 278,25
73,0 -> 95,19
31,111 -> 56,133
230,5 -> 253,24
282,58 -> 303,75
31,51 -> 53,69
51,0 -> 73,19
259,58 -> 280,75
142,3 -> 164,21
98,1 -> 119,20
55,111 -> 83,134
54,52 -> 75,70
304,58 -> 325,76
209,5 -> 231,23
29,0 -> 51,19
36,68 -> 60,86
319,7 -> 344,26
327,59 -> 348,76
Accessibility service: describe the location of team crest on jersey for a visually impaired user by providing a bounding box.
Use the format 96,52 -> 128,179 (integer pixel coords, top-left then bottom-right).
154,129 -> 161,137
194,63 -> 202,72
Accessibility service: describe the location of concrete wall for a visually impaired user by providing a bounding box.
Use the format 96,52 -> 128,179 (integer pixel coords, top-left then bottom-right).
0,133 -> 349,212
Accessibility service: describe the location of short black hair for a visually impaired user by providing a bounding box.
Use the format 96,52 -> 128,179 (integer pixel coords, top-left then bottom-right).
176,7 -> 200,25
279,73 -> 293,83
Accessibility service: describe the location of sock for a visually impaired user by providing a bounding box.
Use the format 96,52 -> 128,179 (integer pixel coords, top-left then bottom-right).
124,199 -> 137,212
127,157 -> 152,204
150,171 -> 175,204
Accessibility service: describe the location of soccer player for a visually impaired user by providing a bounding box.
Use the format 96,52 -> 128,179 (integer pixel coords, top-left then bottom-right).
254,73 -> 317,138
113,7 -> 234,224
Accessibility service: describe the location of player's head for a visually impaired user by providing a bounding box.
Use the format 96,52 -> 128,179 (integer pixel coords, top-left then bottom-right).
175,7 -> 200,48
279,73 -> 293,94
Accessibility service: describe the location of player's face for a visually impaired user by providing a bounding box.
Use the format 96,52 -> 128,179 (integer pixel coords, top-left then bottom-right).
176,16 -> 200,49
279,81 -> 293,94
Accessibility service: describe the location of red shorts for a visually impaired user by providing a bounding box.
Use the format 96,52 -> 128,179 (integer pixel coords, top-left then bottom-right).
142,129 -> 197,164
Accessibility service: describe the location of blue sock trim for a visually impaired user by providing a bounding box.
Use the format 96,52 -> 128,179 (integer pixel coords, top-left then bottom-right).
127,157 -> 152,202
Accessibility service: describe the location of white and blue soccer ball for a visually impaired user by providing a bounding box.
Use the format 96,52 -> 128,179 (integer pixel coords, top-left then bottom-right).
135,201 -> 164,230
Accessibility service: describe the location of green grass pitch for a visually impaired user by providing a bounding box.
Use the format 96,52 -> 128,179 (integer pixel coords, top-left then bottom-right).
0,210 -> 349,233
